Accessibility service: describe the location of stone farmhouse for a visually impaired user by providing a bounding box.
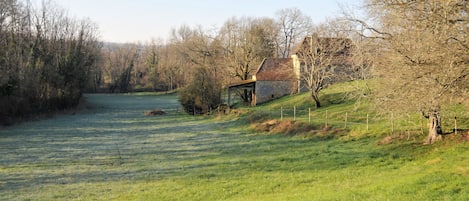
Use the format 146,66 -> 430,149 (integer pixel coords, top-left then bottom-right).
228,35 -> 353,106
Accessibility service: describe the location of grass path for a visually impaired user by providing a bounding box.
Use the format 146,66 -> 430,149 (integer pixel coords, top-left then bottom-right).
1,93 -> 468,200
0,94 -> 258,200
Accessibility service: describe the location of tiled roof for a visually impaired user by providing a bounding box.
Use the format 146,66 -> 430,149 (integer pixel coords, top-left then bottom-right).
254,58 -> 295,81
227,79 -> 256,88
293,35 -> 354,66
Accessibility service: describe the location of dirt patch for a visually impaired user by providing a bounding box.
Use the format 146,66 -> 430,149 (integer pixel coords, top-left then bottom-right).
255,119 -> 279,132
377,130 -> 469,145
377,136 -> 395,145
253,119 -> 345,139
440,130 -> 469,143
254,120 -> 307,135
145,109 -> 167,116
461,133 -> 469,142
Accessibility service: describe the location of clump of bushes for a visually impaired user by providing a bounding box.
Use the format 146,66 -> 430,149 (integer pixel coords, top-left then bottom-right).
178,68 -> 222,115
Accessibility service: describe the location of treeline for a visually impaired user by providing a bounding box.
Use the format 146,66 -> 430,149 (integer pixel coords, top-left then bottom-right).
3,0 -> 466,144
0,0 -> 101,123
90,8 -> 345,94
92,9 -> 370,114
2,1 -> 336,121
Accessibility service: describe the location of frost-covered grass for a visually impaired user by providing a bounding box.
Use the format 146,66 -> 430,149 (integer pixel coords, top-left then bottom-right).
0,92 -> 468,200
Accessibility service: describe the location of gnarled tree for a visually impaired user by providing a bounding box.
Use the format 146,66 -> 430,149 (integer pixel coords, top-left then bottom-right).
355,0 -> 469,144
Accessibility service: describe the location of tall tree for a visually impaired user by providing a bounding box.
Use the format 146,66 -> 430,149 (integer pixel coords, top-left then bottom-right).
170,25 -> 222,80
158,43 -> 185,91
219,17 -> 277,102
275,8 -> 313,58
171,25 -> 223,114
0,0 -> 100,122
356,0 -> 469,144
179,67 -> 222,115
101,44 -> 139,93
295,33 -> 352,108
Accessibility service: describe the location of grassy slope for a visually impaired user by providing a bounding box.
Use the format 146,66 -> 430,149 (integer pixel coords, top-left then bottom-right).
0,86 -> 468,200
252,81 -> 469,137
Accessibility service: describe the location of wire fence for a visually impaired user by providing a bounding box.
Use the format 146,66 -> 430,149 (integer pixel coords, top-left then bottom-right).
236,106 -> 469,135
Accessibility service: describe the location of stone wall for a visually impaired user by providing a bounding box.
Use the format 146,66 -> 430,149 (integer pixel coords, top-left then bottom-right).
254,80 -> 295,105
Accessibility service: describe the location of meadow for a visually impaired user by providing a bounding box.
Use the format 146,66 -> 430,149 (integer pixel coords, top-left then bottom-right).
0,90 -> 468,200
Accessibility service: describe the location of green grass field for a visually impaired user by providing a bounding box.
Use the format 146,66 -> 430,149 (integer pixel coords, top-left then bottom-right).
1,87 -> 468,200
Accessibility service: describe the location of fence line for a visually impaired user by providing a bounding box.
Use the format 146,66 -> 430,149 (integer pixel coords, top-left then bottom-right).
238,106 -> 469,135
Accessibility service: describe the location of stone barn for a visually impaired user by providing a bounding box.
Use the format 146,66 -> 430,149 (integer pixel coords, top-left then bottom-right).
252,58 -> 296,105
227,35 -> 354,106
228,58 -> 296,106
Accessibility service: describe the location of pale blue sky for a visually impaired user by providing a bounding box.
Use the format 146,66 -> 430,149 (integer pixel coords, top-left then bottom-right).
52,0 -> 362,43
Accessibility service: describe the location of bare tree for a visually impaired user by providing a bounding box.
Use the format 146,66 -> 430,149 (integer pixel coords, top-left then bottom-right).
219,17 -> 277,103
138,39 -> 163,90
101,44 -> 139,93
275,8 -> 313,58
0,0 -> 101,122
160,43 -> 188,91
295,33 -> 352,108
170,25 -> 223,114
353,0 -> 469,144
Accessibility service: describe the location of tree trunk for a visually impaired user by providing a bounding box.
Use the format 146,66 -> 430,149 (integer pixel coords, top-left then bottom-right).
426,111 -> 442,144
311,92 -> 321,108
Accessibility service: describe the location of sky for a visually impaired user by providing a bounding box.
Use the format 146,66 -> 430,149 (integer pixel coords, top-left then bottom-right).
51,0 -> 362,43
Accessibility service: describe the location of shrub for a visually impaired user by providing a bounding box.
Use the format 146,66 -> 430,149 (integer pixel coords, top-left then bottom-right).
178,68 -> 221,115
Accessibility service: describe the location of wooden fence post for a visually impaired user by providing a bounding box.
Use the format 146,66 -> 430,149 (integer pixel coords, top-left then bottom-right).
366,113 -> 369,131
325,109 -> 328,128
391,112 -> 394,134
455,116 -> 458,135
281,106 -> 283,120
420,115 -> 424,135
406,113 -> 410,140
294,106 -> 296,121
345,112 -> 348,129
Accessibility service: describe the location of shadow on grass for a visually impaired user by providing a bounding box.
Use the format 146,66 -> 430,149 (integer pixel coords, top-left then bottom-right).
0,93 -> 377,196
